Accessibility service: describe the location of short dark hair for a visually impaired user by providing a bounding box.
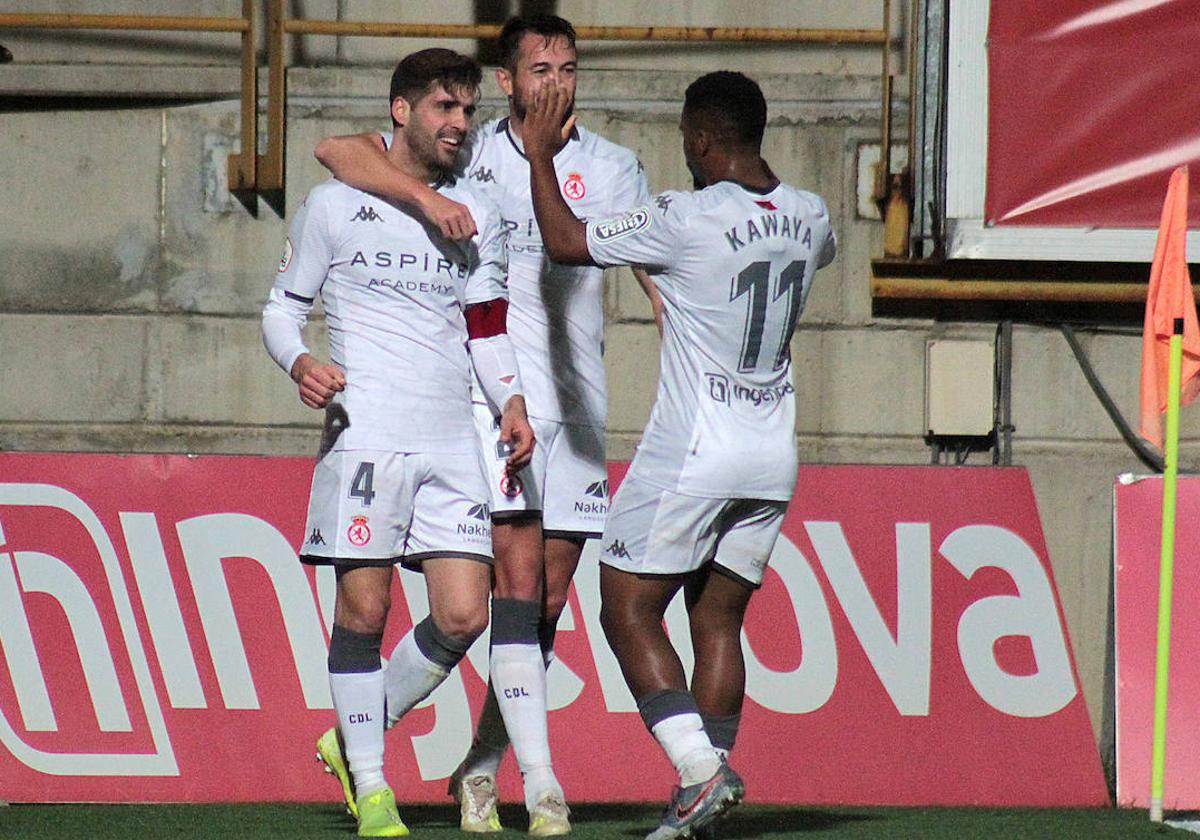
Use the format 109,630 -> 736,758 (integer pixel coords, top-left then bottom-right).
389,48 -> 482,108
498,14 -> 577,70
683,71 -> 767,148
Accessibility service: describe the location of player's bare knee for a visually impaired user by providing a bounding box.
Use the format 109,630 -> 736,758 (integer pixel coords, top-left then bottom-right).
337,592 -> 390,634
599,595 -> 635,642
413,614 -> 474,670
492,563 -> 543,601
435,603 -> 489,643
689,603 -> 740,639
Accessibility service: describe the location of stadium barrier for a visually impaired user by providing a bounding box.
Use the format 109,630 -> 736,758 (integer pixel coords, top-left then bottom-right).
0,452 -> 1106,805
1115,475 -> 1200,809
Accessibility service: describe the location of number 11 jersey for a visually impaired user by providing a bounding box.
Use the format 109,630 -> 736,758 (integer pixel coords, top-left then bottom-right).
585,180 -> 837,500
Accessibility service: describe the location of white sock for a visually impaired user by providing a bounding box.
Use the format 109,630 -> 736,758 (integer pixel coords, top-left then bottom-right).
650,713 -> 721,787
491,642 -> 559,809
329,669 -> 387,795
385,628 -> 451,726
461,684 -> 507,778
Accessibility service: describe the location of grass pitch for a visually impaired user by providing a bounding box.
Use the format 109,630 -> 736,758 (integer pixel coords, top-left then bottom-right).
0,802 -> 1190,839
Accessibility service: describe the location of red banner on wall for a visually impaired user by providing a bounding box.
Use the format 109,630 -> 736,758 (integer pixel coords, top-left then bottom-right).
987,1 -> 1200,228
0,454 -> 1106,806
1115,475 -> 1200,808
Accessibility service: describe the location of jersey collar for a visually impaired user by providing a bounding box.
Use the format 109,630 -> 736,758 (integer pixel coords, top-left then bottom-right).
716,177 -> 781,196
498,116 -> 580,161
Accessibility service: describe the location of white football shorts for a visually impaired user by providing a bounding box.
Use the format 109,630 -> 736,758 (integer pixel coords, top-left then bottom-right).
299,449 -> 493,569
473,402 -> 608,538
598,471 -> 788,587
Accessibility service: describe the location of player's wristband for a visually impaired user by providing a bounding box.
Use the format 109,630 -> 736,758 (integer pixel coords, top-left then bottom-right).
468,334 -> 524,412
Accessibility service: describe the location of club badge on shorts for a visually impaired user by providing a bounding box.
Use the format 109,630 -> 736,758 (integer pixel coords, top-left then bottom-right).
500,474 -> 523,498
563,171 -> 586,200
347,515 -> 371,546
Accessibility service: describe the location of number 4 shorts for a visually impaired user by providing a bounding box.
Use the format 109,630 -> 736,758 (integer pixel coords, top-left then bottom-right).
299,448 -> 494,569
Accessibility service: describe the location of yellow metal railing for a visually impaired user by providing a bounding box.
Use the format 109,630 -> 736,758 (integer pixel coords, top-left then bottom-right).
0,5 -> 888,215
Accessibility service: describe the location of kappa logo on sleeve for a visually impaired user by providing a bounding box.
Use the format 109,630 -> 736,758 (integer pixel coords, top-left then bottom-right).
591,209 -> 651,243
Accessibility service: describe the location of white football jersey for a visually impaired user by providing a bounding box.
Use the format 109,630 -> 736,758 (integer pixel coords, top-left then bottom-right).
263,175 -> 507,453
457,117 -> 651,427
586,180 -> 837,500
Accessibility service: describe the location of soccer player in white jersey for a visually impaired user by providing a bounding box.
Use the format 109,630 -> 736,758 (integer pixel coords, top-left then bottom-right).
523,71 -> 837,839
261,49 -> 535,838
313,15 -> 655,836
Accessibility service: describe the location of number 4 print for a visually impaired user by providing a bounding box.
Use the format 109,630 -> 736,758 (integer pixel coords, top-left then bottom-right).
729,260 -> 806,372
349,461 -> 376,506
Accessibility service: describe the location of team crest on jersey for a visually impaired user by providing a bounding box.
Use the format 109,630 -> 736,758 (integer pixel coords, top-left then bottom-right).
563,171 -> 586,200
277,238 -> 293,273
347,515 -> 372,547
592,209 -> 651,242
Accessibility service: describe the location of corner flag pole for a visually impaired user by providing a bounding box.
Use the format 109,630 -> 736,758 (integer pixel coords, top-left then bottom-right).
1150,316 -> 1185,823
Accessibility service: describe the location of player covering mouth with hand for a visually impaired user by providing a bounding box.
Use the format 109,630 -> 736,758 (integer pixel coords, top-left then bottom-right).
521,72 -> 836,840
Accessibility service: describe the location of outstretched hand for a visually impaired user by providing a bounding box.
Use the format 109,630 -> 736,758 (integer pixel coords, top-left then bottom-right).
524,82 -> 577,162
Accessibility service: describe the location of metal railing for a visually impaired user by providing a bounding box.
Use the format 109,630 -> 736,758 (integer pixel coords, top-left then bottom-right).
0,4 -> 887,216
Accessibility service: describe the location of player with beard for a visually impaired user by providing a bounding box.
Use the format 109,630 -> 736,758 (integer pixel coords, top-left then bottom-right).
523,71 -> 837,840
314,15 -> 656,836
263,48 -> 534,837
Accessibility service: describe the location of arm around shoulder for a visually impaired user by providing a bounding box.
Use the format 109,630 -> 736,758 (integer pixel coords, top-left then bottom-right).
313,131 -> 477,240
313,132 -> 386,178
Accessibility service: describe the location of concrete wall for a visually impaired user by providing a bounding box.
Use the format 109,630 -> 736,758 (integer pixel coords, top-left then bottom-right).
0,3 -> 1186,756
2,1 -> 899,75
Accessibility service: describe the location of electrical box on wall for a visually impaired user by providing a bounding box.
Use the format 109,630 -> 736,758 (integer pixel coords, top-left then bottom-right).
924,339 -> 995,437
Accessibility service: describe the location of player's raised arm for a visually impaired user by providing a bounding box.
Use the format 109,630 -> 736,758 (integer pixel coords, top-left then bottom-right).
314,132 -> 478,241
523,84 -> 592,265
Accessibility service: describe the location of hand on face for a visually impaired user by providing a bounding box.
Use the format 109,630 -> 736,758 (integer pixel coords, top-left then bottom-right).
524,82 -> 577,161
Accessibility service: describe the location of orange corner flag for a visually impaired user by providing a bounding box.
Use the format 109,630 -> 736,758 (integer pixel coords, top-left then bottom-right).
1140,166 -> 1200,450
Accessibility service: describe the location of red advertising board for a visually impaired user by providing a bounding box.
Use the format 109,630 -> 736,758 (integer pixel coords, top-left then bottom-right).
987,1 -> 1200,228
1115,475 -> 1200,808
0,453 -> 1106,805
